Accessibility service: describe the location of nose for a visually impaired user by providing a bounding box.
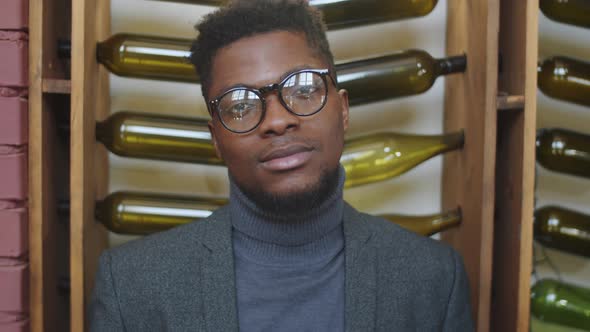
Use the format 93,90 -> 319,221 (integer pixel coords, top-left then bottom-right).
257,94 -> 300,137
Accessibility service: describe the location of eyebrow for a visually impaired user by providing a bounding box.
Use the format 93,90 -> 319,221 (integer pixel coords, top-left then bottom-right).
212,64 -> 320,99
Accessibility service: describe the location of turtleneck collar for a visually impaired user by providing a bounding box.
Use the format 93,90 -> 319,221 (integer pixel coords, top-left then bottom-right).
229,165 -> 345,247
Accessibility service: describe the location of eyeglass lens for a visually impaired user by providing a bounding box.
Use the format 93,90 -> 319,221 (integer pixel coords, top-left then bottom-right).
217,70 -> 328,133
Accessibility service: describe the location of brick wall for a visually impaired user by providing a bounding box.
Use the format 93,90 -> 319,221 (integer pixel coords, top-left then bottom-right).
0,1 -> 30,331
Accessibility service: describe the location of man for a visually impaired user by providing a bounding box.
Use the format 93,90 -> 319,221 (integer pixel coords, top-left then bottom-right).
89,1 -> 474,331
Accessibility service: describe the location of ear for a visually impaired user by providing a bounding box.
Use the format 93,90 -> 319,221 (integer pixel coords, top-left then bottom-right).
208,120 -> 223,160
338,89 -> 350,132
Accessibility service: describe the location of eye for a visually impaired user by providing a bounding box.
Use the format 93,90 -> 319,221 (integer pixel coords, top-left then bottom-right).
292,85 -> 318,99
228,102 -> 257,120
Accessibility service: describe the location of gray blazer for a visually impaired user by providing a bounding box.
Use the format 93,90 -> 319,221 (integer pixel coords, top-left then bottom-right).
89,203 -> 474,331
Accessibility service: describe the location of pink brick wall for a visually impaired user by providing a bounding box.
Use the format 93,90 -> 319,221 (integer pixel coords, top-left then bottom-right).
0,96 -> 28,145
0,33 -> 28,87
0,1 -> 29,330
0,0 -> 28,30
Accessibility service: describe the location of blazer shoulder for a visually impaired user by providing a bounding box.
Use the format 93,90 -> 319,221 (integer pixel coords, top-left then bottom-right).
105,205 -> 231,271
347,204 -> 459,269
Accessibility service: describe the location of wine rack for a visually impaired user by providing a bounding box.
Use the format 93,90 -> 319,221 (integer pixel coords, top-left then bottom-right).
27,0 -> 539,331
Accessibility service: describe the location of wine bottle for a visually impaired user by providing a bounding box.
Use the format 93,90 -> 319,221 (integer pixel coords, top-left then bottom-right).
95,191 -> 228,235
341,130 -> 464,187
540,0 -> 590,29
536,128 -> 590,179
59,35 -> 466,103
531,279 -> 590,331
534,205 -> 590,258
96,34 -> 198,83
93,191 -> 460,236
96,111 -> 464,188
538,56 -> 590,107
95,111 -> 223,165
153,0 -> 439,30
339,50 -> 466,106
382,208 -> 461,236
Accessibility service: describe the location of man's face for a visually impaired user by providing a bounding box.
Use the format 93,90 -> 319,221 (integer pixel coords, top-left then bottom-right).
207,31 -> 349,201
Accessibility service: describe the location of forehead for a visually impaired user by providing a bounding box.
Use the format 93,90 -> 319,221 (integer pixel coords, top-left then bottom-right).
208,31 -> 327,97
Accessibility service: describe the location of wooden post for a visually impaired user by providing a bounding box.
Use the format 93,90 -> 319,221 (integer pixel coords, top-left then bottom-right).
29,0 -> 72,330
492,0 -> 538,331
442,0 -> 500,331
70,0 -> 110,330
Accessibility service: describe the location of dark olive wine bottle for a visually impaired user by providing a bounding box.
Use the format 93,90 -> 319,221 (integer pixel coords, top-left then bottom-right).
94,190 -> 460,235
62,34 -> 466,103
538,56 -> 590,107
95,191 -> 228,235
531,279 -> 590,331
153,0 -> 439,30
536,128 -> 590,179
95,111 -> 223,165
95,111 -> 464,188
534,205 -> 590,258
96,34 -> 198,83
338,50 -> 466,106
540,0 -> 590,29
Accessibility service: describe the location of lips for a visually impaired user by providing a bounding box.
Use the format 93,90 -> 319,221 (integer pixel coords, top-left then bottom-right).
259,144 -> 314,171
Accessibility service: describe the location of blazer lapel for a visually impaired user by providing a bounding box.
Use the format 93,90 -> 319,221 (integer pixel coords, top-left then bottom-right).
343,203 -> 377,332
200,208 -> 239,332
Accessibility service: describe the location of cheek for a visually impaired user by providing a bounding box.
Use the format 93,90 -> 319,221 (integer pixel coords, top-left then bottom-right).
313,111 -> 346,162
213,130 -> 245,163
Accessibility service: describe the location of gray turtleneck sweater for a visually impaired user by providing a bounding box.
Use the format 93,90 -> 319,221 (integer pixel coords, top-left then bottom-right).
229,168 -> 346,332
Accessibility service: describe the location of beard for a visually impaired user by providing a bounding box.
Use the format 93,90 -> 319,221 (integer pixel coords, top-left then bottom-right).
234,165 -> 341,217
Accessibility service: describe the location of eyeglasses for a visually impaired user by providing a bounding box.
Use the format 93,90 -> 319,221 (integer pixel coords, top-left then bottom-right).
208,68 -> 336,133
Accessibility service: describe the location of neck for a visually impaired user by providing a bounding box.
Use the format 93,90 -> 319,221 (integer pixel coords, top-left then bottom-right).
229,165 -> 345,246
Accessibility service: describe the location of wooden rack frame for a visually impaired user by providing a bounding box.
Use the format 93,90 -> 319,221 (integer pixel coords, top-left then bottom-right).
440,1 -> 538,331
28,0 -> 539,331
69,0 -> 111,331
29,0 -> 72,331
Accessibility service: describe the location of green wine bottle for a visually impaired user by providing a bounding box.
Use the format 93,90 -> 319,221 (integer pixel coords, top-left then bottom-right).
94,190 -> 460,235
341,130 -> 464,188
95,111 -> 223,165
381,208 -> 461,236
96,33 -> 198,83
540,0 -> 590,29
534,205 -> 590,258
339,50 -> 466,106
95,191 -> 228,234
531,279 -> 590,331
538,56 -> 590,107
96,111 -> 464,188
153,0 -> 439,30
536,128 -> 590,179
68,34 -> 467,102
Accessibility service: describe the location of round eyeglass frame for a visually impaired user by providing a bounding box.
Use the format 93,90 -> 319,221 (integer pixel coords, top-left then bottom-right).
208,68 -> 336,134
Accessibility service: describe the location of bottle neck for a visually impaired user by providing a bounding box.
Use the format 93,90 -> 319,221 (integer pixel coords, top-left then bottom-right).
432,208 -> 462,235
57,40 -> 71,59
94,199 -> 105,222
95,121 -> 107,144
441,130 -> 465,152
435,55 -> 467,77
96,40 -> 108,64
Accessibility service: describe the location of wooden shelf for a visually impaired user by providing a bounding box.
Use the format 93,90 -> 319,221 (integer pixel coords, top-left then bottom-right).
42,79 -> 72,94
497,94 -> 526,111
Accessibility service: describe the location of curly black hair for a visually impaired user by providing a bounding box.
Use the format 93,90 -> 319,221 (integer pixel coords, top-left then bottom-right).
190,0 -> 335,101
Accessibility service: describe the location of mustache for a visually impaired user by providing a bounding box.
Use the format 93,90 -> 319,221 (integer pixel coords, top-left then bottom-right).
257,136 -> 319,160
